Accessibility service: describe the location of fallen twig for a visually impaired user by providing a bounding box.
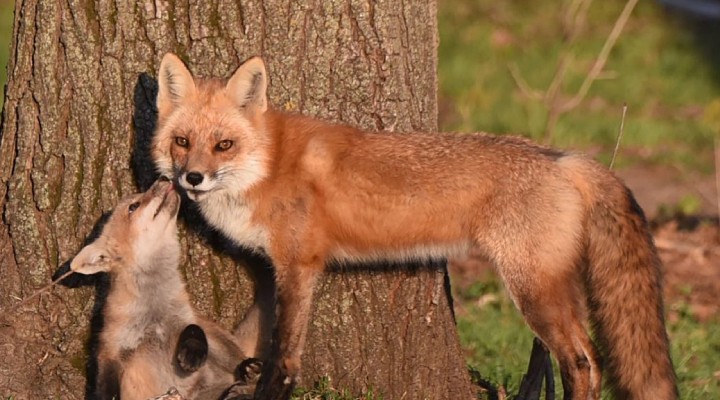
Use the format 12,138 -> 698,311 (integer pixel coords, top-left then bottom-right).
0,269 -> 73,317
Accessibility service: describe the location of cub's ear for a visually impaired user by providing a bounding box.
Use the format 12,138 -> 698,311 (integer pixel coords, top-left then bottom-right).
225,57 -> 268,115
157,53 -> 197,118
70,241 -> 112,275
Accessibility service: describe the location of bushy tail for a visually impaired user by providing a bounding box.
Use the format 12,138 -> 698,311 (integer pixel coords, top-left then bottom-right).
585,179 -> 677,399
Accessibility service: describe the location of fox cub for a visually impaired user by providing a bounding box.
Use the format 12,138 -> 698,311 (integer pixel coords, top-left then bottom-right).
70,178 -> 261,400
152,54 -> 677,400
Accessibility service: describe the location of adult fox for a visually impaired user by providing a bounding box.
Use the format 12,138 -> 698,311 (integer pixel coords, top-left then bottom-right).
70,178 -> 261,399
151,53 -> 677,400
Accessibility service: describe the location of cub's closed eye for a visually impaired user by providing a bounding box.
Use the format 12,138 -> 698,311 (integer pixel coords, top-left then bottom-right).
175,137 -> 189,147
215,140 -> 233,151
128,202 -> 140,214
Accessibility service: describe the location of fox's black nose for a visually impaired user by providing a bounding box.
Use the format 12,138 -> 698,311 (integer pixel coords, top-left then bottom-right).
185,172 -> 204,186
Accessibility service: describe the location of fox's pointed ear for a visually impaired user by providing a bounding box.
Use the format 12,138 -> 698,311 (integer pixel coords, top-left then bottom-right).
157,53 -> 197,118
70,242 -> 112,275
225,57 -> 268,114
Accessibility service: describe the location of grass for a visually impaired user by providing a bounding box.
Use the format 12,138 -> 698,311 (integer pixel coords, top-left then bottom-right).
667,299 -> 720,399
293,377 -> 382,400
438,0 -> 719,172
454,279 -> 541,397
454,274 -> 720,399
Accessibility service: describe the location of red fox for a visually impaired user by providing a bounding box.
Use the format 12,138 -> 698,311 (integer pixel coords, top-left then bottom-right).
70,178 -> 261,400
151,53 -> 677,400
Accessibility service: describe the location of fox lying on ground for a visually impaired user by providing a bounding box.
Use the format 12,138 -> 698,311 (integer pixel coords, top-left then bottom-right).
151,53 -> 677,400
69,178 -> 261,400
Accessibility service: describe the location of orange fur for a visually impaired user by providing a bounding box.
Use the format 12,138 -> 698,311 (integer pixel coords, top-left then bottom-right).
152,54 -> 677,400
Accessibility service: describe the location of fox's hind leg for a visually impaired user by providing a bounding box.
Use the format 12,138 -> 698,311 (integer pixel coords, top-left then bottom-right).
516,337 -> 555,400
501,261 -> 601,400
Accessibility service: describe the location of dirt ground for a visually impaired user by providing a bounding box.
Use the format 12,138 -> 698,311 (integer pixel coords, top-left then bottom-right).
620,165 -> 719,322
450,164 -> 720,323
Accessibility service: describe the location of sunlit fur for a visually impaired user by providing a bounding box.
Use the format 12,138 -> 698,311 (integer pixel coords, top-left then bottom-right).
152,53 -> 677,400
71,180 -> 254,400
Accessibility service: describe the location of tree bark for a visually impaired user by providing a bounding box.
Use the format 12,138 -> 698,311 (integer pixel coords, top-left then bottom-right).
0,1 -> 473,399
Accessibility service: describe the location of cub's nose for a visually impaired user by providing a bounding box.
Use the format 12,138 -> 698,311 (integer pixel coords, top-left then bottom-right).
185,172 -> 204,186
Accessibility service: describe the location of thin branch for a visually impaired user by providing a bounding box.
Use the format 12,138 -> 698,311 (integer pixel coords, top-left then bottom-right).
544,54 -> 572,105
559,0 -> 639,113
564,0 -> 593,40
542,0 -> 590,107
506,0 -> 638,144
539,0 -> 589,143
609,103 -> 628,170
508,63 -> 543,101
1,270 -> 74,316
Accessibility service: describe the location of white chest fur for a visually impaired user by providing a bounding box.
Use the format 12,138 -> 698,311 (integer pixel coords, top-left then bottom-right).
199,193 -> 269,251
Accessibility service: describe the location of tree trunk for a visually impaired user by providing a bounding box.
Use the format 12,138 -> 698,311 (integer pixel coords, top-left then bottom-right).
0,1 -> 474,399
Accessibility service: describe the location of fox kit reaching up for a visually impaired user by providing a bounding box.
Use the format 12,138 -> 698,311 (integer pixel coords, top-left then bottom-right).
70,178 -> 260,400
152,53 -> 677,400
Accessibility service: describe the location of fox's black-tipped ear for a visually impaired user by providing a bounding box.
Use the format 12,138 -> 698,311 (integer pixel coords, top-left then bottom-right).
226,57 -> 268,115
157,53 -> 197,118
70,241 -> 112,275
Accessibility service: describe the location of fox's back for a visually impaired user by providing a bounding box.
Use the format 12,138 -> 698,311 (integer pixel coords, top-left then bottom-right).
260,117 -> 584,261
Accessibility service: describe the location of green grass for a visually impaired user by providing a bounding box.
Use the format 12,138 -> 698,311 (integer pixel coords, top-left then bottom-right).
439,0 -> 719,172
293,377 -> 383,400
454,279 -> 542,397
454,274 -> 720,399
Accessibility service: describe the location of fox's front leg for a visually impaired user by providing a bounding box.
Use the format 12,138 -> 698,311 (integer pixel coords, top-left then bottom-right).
95,357 -> 121,400
254,262 -> 321,400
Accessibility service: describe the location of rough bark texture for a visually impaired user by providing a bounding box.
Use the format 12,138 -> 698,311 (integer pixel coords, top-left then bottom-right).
0,1 -> 473,399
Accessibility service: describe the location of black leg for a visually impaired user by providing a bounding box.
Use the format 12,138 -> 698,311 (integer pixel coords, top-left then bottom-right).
253,329 -> 295,400
95,359 -> 121,400
516,337 -> 555,400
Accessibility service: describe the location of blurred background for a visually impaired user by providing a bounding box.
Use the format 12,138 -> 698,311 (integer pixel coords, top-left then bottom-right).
0,0 -> 717,398
439,0 -> 719,216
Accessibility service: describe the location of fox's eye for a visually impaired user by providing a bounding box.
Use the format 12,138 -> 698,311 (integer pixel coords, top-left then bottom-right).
128,202 -> 140,214
215,140 -> 233,151
175,137 -> 189,148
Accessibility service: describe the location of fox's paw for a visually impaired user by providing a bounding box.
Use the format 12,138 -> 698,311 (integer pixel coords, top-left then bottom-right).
252,362 -> 295,400
220,382 -> 255,400
175,324 -> 208,373
236,357 -> 263,384
220,358 -> 264,400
